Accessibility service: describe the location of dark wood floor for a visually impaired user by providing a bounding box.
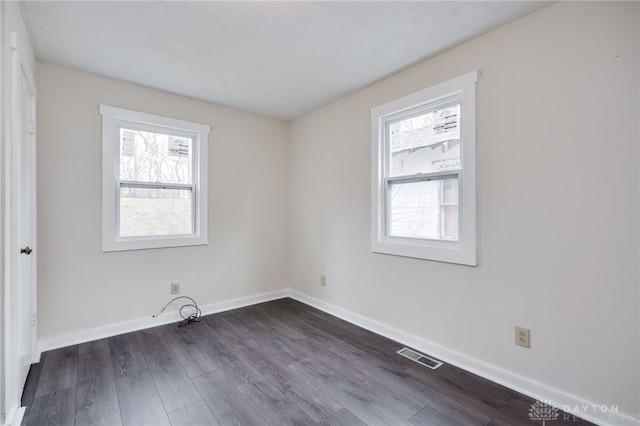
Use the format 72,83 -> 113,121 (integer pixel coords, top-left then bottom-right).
21,298 -> 592,426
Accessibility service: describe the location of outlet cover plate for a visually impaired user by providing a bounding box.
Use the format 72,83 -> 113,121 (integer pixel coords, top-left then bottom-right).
515,326 -> 530,348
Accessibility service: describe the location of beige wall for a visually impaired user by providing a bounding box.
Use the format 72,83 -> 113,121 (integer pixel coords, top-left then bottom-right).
36,62 -> 289,341
288,1 -> 639,420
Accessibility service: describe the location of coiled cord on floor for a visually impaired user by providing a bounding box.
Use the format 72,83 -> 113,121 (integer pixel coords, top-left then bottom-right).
152,296 -> 201,326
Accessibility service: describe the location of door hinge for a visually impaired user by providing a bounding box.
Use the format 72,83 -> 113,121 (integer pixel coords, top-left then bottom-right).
31,312 -> 36,326
30,120 -> 36,134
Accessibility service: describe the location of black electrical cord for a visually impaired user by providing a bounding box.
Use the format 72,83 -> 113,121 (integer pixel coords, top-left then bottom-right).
152,296 -> 201,326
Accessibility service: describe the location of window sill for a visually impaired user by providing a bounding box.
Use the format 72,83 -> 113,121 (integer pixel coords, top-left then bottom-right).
371,238 -> 476,266
102,234 -> 208,252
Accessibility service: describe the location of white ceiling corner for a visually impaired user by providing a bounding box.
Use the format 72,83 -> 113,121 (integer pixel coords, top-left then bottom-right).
20,1 -> 550,121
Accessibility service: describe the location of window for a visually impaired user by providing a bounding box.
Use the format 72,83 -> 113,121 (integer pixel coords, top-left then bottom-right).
100,105 -> 210,252
371,71 -> 477,265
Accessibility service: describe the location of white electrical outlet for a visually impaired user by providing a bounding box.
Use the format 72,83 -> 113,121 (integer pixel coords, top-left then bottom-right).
515,326 -> 530,348
320,275 -> 326,287
171,282 -> 180,294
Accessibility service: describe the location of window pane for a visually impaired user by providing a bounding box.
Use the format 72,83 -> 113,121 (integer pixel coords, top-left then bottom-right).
119,128 -> 192,184
441,177 -> 459,204
441,205 -> 459,240
389,176 -> 458,241
119,187 -> 192,237
389,103 -> 460,177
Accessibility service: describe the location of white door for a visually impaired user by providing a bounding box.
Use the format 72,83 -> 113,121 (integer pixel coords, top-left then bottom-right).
11,31 -> 37,389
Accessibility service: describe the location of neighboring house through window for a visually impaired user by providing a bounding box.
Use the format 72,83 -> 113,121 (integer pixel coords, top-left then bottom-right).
100,105 -> 210,252
371,71 -> 477,266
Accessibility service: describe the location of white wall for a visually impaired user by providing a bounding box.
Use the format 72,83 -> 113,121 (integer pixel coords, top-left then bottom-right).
36,63 -> 289,342
0,2 -> 36,424
289,1 -> 639,422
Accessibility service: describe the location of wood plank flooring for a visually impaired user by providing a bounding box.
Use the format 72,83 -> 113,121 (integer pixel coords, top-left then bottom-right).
21,298 -> 593,425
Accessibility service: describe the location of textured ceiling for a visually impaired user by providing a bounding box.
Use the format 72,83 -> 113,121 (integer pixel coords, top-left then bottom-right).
21,1 -> 549,121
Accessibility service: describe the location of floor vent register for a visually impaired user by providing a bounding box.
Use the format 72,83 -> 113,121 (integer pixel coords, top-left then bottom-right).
397,347 -> 443,370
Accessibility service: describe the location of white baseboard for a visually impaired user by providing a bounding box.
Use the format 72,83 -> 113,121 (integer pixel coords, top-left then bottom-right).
38,289 -> 289,353
11,407 -> 25,426
1,405 -> 25,426
288,290 -> 640,426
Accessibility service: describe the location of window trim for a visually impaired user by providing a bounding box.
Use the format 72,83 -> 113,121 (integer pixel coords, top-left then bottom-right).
100,105 -> 211,252
370,71 -> 477,266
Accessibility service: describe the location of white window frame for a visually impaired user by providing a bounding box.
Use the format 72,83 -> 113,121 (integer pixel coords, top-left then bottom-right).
371,71 -> 477,266
100,105 -> 210,252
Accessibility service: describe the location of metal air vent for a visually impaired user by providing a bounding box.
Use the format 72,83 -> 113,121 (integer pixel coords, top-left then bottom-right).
397,347 -> 443,370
